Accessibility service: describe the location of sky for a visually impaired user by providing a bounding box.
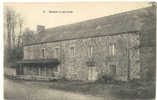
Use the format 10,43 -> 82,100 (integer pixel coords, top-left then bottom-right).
4,2 -> 150,31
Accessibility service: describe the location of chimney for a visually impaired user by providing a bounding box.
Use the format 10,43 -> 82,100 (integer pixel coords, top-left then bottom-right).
37,25 -> 45,33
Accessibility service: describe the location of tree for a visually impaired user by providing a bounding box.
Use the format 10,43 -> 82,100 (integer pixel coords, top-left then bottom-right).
137,4 -> 156,80
17,15 -> 24,47
22,28 -> 36,45
4,7 -> 24,67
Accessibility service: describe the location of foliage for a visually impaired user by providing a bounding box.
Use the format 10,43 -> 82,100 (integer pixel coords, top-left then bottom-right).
114,80 -> 155,99
22,28 -> 36,45
4,7 -> 24,49
137,5 -> 156,81
96,74 -> 113,83
139,6 -> 156,47
4,7 -> 24,67
5,47 -> 23,67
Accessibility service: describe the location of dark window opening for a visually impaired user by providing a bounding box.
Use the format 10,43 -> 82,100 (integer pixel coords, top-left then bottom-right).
42,48 -> 45,58
55,48 -> 59,57
70,47 -> 75,57
110,64 -> 116,76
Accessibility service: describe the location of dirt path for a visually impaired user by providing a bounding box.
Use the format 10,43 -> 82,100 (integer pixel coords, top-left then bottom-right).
4,79 -> 109,100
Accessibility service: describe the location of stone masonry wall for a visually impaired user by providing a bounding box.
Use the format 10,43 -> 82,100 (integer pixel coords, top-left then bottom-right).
23,32 -> 140,81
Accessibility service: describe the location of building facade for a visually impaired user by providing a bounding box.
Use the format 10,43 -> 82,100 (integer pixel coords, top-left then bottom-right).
17,32 -> 140,81
16,7 -> 154,81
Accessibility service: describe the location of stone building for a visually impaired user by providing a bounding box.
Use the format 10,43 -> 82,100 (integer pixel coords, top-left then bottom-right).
16,7 -> 155,81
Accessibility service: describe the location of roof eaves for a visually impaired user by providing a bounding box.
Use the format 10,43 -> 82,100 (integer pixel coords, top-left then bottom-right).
23,30 -> 140,47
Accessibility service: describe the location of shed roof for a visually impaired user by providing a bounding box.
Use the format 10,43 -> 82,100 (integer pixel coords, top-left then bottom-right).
24,7 -> 152,46
16,59 -> 60,65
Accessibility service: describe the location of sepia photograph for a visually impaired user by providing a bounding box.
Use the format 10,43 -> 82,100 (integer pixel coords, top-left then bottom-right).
3,2 -> 156,100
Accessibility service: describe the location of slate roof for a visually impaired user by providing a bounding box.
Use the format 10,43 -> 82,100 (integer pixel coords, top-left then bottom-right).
24,7 -> 151,46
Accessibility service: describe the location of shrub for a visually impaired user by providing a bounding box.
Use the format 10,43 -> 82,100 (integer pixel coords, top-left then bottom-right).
136,85 -> 155,99
128,79 -> 144,88
97,74 -> 113,83
114,80 -> 156,99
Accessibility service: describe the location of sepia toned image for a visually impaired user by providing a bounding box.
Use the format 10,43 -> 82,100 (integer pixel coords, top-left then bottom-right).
3,2 -> 156,100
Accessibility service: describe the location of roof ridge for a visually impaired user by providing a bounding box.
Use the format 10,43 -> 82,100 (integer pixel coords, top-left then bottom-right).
24,6 -> 152,46
42,6 -> 151,32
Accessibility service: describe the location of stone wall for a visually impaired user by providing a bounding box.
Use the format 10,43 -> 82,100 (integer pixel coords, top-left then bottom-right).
23,32 -> 140,81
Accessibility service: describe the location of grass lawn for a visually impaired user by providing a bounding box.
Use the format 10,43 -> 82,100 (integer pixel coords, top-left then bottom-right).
49,80 -> 114,96
46,79 -> 155,99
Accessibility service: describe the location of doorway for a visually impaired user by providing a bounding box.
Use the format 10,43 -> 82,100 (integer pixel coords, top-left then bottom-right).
88,67 -> 97,81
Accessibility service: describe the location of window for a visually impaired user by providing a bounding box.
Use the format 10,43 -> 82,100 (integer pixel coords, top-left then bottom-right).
88,46 -> 93,57
28,66 -> 31,71
109,44 -> 115,56
110,64 -> 116,76
42,48 -> 45,58
53,66 -> 58,72
55,47 -> 59,57
70,47 -> 75,57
